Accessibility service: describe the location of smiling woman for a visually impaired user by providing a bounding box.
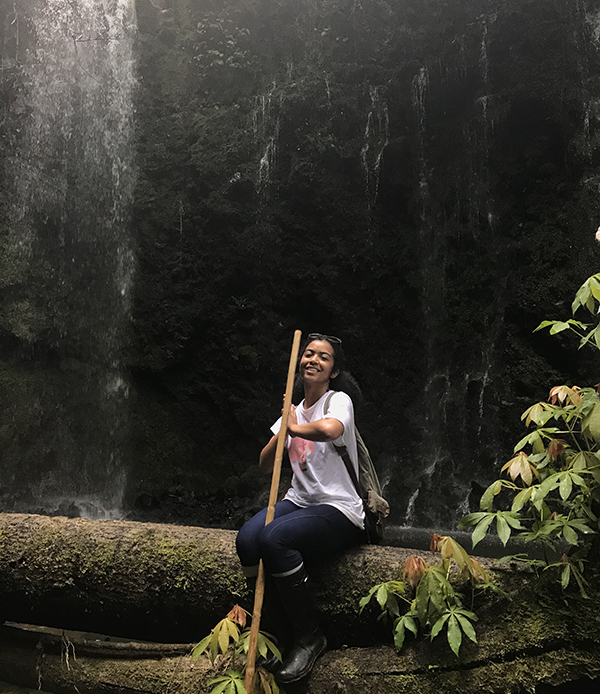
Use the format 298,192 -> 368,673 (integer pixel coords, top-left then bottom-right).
235,334 -> 365,684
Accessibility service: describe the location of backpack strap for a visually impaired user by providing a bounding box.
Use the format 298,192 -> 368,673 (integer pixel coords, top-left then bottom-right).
323,392 -> 366,501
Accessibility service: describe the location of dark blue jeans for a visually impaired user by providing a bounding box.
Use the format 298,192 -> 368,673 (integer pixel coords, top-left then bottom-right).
236,500 -> 364,576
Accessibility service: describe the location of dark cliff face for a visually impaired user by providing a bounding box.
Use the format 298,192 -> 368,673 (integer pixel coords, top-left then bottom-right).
1,0 -> 600,530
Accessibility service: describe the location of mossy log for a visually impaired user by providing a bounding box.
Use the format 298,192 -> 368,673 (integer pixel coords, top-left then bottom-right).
0,513 -> 427,644
0,514 -> 599,693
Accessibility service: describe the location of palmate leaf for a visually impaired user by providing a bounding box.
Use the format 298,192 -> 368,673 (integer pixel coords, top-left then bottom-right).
536,473 -> 562,508
513,428 -> 559,454
571,275 -> 600,315
502,452 -> 536,486
360,581 -> 406,620
359,585 -> 380,613
238,629 -> 281,662
208,671 -> 247,694
415,569 -> 448,626
431,609 -> 478,656
521,402 -> 554,426
495,512 -> 524,546
437,536 -> 472,576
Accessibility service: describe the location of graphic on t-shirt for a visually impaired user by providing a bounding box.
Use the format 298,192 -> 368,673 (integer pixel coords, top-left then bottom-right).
288,437 -> 315,472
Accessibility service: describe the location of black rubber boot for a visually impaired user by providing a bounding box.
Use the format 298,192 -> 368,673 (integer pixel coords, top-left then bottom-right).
245,575 -> 289,673
272,566 -> 327,683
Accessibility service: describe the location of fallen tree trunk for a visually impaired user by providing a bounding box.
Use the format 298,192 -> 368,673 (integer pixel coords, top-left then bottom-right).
0,513 -> 428,643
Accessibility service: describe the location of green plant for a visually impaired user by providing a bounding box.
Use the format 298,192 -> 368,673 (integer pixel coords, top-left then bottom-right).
360,536 -> 491,656
459,272 -> 600,594
191,605 -> 282,694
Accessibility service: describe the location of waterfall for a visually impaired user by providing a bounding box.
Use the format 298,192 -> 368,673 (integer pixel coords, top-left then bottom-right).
361,85 -> 389,213
253,84 -> 279,202
0,0 -> 137,519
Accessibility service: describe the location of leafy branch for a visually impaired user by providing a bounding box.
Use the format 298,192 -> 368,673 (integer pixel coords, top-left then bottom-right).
460,271 -> 600,594
360,536 -> 491,656
191,605 -> 282,694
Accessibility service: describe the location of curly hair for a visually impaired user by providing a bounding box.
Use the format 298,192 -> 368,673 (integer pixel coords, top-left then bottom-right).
292,335 -> 363,408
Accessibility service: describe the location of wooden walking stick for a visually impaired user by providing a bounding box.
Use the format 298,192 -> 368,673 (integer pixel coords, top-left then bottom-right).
244,329 -> 302,694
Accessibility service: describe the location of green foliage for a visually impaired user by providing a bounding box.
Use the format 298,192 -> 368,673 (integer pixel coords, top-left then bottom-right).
461,272 -> 600,593
208,672 -> 248,694
360,537 -> 491,657
191,605 -> 281,694
535,272 -> 600,350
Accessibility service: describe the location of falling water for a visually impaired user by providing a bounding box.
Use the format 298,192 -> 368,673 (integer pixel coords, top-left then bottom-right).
253,84 -> 279,201
361,85 -> 389,212
407,64 -> 452,520
0,0 -> 137,518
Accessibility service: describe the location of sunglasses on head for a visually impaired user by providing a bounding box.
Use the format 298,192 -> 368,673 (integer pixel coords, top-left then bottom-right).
307,333 -> 342,345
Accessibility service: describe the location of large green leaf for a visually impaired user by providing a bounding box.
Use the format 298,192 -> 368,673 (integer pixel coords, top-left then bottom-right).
480,480 -> 502,512
590,276 -> 600,303
562,523 -> 578,546
472,514 -> 495,547
549,321 -> 570,334
376,584 -> 388,610
455,613 -> 477,643
572,278 -> 593,314
512,487 -> 533,513
191,634 -> 211,660
559,473 -> 573,500
446,614 -> 462,656
430,613 -> 449,640
570,451 -> 587,471
582,402 -> 600,442
496,515 -> 511,545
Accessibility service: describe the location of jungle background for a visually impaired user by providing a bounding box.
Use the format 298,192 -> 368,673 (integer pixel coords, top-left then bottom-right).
1,0 -> 600,532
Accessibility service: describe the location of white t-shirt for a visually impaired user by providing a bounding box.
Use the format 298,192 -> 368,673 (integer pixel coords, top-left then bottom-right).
271,390 -> 365,529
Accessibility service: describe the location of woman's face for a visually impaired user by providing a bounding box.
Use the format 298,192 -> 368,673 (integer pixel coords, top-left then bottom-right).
299,340 -> 339,386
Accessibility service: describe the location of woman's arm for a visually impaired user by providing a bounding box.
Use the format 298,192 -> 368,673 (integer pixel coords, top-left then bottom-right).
287,404 -> 344,442
259,434 -> 278,475
288,419 -> 344,441
259,404 -> 345,473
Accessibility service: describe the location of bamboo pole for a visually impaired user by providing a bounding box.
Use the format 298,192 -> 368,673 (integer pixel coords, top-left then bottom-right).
244,330 -> 302,694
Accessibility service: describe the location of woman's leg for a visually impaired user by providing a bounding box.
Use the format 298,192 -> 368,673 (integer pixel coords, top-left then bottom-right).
235,499 -> 301,667
256,505 -> 363,683
257,503 -> 363,576
235,499 -> 300,577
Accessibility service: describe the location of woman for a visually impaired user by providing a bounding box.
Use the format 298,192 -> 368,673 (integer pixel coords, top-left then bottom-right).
236,333 -> 365,683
